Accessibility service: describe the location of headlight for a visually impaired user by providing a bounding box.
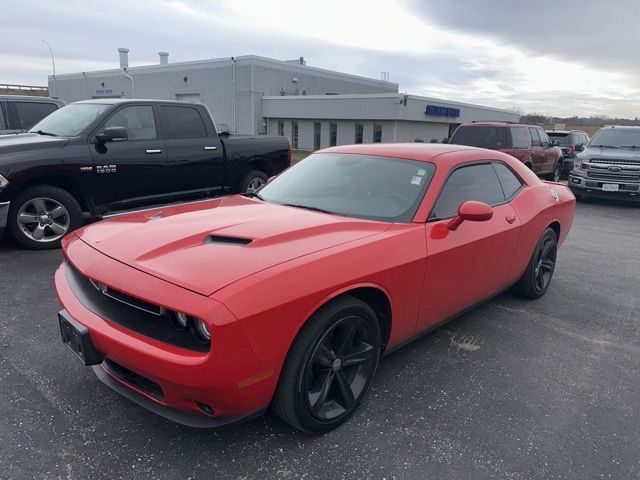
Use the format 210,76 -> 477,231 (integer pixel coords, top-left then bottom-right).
193,319 -> 210,343
0,174 -> 8,189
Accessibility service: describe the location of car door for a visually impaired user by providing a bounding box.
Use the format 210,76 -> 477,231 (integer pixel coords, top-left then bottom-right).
528,127 -> 546,173
157,104 -> 225,196
89,104 -> 170,208
537,128 -> 556,173
417,162 -> 523,331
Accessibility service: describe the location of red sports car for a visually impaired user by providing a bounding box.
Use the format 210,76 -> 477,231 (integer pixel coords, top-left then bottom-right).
55,144 -> 575,434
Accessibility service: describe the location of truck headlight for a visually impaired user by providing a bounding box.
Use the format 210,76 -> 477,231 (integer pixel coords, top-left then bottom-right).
0,174 -> 8,189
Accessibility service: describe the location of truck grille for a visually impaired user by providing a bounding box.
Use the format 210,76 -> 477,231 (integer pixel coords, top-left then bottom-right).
587,171 -> 640,182
65,261 -> 209,352
589,158 -> 640,166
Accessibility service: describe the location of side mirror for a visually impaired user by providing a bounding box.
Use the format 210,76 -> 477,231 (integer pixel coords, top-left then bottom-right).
552,139 -> 560,147
447,200 -> 493,231
94,126 -> 128,144
575,143 -> 584,152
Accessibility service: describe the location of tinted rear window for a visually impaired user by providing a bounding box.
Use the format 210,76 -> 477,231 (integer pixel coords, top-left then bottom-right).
510,127 -> 530,149
450,126 -> 509,149
548,132 -> 571,146
14,101 -> 58,130
159,105 -> 208,139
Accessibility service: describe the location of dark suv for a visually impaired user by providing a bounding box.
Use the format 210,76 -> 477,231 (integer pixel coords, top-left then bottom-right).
0,95 -> 65,134
546,129 -> 590,175
449,122 -> 564,181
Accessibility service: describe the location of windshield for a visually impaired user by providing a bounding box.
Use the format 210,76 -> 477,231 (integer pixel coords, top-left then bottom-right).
449,126 -> 509,149
589,128 -> 640,148
29,103 -> 111,136
258,153 -> 435,222
548,133 -> 570,146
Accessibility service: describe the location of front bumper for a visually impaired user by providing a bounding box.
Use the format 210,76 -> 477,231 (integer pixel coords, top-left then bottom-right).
0,201 -> 9,229
55,235 -> 277,427
569,174 -> 640,201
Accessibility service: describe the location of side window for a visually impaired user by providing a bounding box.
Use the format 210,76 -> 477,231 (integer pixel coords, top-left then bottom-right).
529,127 -> 541,147
431,163 -> 506,219
14,102 -> 58,130
493,163 -> 523,199
0,103 -> 7,130
510,127 -> 530,149
354,123 -> 363,144
159,106 -> 207,139
103,106 -> 157,140
538,129 -> 550,146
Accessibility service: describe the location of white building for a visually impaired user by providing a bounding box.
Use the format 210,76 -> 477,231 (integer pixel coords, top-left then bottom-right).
51,50 -> 519,149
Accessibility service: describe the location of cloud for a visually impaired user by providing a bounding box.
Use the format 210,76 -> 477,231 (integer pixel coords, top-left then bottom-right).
1,0 -> 638,117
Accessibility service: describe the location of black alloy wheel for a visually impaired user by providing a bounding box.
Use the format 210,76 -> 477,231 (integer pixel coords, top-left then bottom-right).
272,296 -> 381,434
513,227 -> 558,299
303,315 -> 378,421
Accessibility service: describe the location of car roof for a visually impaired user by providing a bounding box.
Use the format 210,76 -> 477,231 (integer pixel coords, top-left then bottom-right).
0,94 -> 63,103
597,125 -> 640,130
457,122 -> 538,128
546,129 -> 587,134
319,143 -> 485,162
73,98 -> 199,106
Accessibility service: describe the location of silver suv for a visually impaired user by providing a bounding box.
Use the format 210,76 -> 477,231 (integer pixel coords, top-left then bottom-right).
569,126 -> 640,202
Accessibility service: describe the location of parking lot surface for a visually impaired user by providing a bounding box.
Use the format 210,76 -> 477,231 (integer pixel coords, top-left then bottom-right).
1,199 -> 639,480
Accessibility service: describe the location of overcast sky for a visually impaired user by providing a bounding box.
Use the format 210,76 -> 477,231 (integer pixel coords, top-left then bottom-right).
2,0 -> 639,118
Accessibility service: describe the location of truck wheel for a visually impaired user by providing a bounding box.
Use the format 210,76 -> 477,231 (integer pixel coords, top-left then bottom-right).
548,161 -> 562,182
8,185 -> 83,250
239,170 -> 269,194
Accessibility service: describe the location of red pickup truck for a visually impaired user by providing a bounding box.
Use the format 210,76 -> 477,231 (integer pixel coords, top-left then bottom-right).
449,122 -> 563,181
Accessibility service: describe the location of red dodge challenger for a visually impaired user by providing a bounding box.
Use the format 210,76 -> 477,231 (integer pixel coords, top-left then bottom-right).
55,143 -> 575,434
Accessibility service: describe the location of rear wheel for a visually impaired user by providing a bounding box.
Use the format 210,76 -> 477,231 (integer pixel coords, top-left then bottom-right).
272,296 -> 381,434
239,170 -> 268,194
513,227 -> 558,299
8,185 -> 83,250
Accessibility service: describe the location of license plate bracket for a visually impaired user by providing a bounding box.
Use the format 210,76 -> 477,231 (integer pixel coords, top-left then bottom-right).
58,310 -> 104,366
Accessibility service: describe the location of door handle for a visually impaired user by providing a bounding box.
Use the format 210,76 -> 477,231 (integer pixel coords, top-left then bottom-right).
505,213 -> 517,224
145,149 -> 162,154
204,146 -> 218,151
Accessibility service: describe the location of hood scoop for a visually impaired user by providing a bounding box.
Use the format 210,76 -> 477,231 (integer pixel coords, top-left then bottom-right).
203,235 -> 252,246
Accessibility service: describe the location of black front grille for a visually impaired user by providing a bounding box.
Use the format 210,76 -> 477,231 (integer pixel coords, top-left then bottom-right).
589,158 -> 640,166
104,358 -> 164,400
65,261 -> 209,352
587,171 -> 640,182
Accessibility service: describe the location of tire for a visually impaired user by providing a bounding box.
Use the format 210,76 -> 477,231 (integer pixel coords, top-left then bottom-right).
7,185 -> 83,250
513,227 -> 558,299
272,296 -> 381,434
546,161 -> 562,182
238,170 -> 268,194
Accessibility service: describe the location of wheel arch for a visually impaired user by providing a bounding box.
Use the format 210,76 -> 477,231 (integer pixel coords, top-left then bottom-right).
548,220 -> 561,239
18,175 -> 91,212
244,155 -> 274,177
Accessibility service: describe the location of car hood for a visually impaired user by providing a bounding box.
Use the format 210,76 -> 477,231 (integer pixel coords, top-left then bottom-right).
75,195 -> 390,296
580,146 -> 640,161
0,133 -> 69,158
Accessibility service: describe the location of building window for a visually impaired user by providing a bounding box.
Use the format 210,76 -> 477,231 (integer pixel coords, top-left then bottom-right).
330,122 -> 337,147
355,123 -> 363,144
314,122 -> 321,150
373,123 -> 382,143
292,121 -> 298,149
277,121 -> 285,136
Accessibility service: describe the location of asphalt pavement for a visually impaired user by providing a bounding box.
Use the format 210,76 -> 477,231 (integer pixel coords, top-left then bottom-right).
1,198 -> 639,480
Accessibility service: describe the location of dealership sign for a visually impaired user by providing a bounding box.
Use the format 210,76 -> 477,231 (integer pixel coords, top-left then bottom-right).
425,105 -> 460,118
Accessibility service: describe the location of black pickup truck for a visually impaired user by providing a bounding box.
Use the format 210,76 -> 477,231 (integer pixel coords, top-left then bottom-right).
0,99 -> 291,249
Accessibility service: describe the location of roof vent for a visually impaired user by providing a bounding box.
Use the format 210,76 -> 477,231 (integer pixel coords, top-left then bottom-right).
159,52 -> 169,65
203,235 -> 252,246
117,48 -> 129,69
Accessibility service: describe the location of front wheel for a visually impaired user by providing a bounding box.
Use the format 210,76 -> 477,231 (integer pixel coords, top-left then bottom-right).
239,170 -> 268,194
548,161 -> 562,182
513,227 -> 558,299
272,296 -> 381,434
7,185 -> 83,250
